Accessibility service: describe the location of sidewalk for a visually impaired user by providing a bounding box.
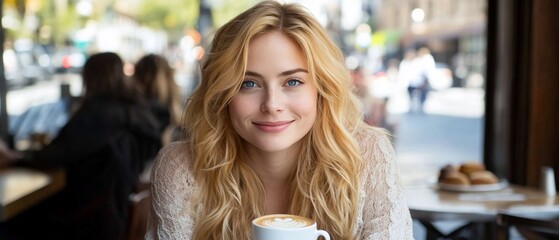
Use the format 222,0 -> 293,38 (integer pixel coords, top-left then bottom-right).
394,112 -> 484,187
388,87 -> 485,187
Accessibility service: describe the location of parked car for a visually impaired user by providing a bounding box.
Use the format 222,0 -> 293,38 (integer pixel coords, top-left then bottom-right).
428,63 -> 453,90
3,48 -> 28,89
52,46 -> 86,73
8,39 -> 55,87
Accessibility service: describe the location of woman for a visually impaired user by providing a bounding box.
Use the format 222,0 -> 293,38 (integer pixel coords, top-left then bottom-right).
133,54 -> 182,145
146,1 -> 413,239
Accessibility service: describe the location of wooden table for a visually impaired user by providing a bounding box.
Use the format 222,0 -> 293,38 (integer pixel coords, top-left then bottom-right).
0,167 -> 65,221
405,185 -> 559,239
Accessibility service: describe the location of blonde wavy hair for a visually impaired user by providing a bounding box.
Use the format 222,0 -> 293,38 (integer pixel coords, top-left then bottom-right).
183,1 -> 365,239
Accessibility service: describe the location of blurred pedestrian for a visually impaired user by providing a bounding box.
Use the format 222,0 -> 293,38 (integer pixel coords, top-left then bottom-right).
351,66 -> 390,129
408,47 -> 436,113
5,52 -> 161,239
350,65 -> 367,98
133,53 -> 182,145
399,48 -> 430,113
398,49 -> 419,99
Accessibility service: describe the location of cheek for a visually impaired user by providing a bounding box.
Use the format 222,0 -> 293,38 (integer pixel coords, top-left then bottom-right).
295,92 -> 318,120
228,96 -> 254,123
228,98 -> 244,121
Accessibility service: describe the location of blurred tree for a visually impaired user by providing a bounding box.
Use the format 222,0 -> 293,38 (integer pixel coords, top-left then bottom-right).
210,0 -> 256,28
38,1 -> 79,46
135,0 -> 257,41
2,0 -> 260,47
136,0 -> 199,40
2,0 -> 82,46
3,0 -> 26,17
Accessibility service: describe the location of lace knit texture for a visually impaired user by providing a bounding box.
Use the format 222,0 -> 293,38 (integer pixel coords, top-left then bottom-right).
145,127 -> 414,239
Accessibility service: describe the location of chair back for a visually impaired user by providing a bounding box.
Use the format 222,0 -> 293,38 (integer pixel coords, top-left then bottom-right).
496,212 -> 559,240
125,182 -> 151,240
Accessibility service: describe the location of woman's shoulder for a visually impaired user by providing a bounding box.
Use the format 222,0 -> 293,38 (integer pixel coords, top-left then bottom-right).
355,125 -> 393,151
354,125 -> 395,173
151,141 -> 194,184
148,142 -> 196,237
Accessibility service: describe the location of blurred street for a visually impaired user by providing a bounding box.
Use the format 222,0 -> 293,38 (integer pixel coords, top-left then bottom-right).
388,87 -> 485,187
5,71 -> 195,149
396,111 -> 484,186
6,74 -> 82,116
6,71 -> 196,116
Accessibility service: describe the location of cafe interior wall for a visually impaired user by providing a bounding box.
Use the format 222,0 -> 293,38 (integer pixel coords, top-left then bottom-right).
485,0 -> 559,189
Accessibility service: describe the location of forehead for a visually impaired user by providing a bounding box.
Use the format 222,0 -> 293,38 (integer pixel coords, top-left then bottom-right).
246,31 -> 307,72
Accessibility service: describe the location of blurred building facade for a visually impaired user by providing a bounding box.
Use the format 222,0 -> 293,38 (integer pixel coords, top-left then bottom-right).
87,8 -> 168,63
374,0 -> 486,87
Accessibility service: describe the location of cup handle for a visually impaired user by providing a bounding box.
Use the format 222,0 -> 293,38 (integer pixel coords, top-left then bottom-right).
316,230 -> 330,240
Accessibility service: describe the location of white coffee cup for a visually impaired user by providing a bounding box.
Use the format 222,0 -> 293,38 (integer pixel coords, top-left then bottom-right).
252,214 -> 330,240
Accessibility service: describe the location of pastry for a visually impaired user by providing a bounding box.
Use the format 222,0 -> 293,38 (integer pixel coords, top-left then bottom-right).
459,162 -> 485,176
469,171 -> 499,185
440,172 -> 470,185
438,164 -> 458,182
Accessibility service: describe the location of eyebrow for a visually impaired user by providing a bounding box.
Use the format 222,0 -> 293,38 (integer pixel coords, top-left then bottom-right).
245,68 -> 308,78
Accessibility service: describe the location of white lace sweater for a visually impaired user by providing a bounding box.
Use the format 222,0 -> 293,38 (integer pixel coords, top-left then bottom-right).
146,127 -> 414,239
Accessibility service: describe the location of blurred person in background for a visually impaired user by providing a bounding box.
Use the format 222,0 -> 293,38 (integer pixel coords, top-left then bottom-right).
133,53 -> 182,146
399,48 -> 424,113
350,65 -> 367,98
407,47 -> 436,113
351,59 -> 400,132
2,52 -> 161,239
351,66 -> 390,130
0,140 -> 20,168
146,1 -> 412,239
132,54 -> 183,184
398,49 -> 419,111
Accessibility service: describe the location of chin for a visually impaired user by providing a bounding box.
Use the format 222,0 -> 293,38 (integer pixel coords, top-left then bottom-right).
256,144 -> 294,153
250,139 -> 300,153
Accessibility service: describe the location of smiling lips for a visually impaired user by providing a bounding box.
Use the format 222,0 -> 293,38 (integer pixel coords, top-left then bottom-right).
253,120 -> 294,133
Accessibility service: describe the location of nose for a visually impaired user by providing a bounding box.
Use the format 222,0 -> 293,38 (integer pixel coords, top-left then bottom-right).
260,89 -> 285,113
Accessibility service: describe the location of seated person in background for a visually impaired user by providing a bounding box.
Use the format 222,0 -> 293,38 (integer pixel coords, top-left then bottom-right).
132,53 -> 183,146
0,139 -> 20,168
4,52 -> 162,240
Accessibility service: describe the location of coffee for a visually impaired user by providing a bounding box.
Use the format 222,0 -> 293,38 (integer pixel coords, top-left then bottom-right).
252,214 -> 330,240
253,214 -> 314,228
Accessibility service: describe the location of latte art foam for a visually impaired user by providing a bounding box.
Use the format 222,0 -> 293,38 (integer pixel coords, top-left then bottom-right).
263,218 -> 306,228
254,214 -> 314,228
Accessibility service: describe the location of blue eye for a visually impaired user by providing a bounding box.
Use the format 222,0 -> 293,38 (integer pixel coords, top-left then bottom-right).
286,79 -> 302,87
241,81 -> 257,88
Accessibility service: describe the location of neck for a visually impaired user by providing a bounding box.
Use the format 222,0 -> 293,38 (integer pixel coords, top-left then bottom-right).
244,142 -> 303,214
247,149 -> 297,186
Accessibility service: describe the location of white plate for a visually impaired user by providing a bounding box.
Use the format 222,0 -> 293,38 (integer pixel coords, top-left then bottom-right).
437,179 -> 509,192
